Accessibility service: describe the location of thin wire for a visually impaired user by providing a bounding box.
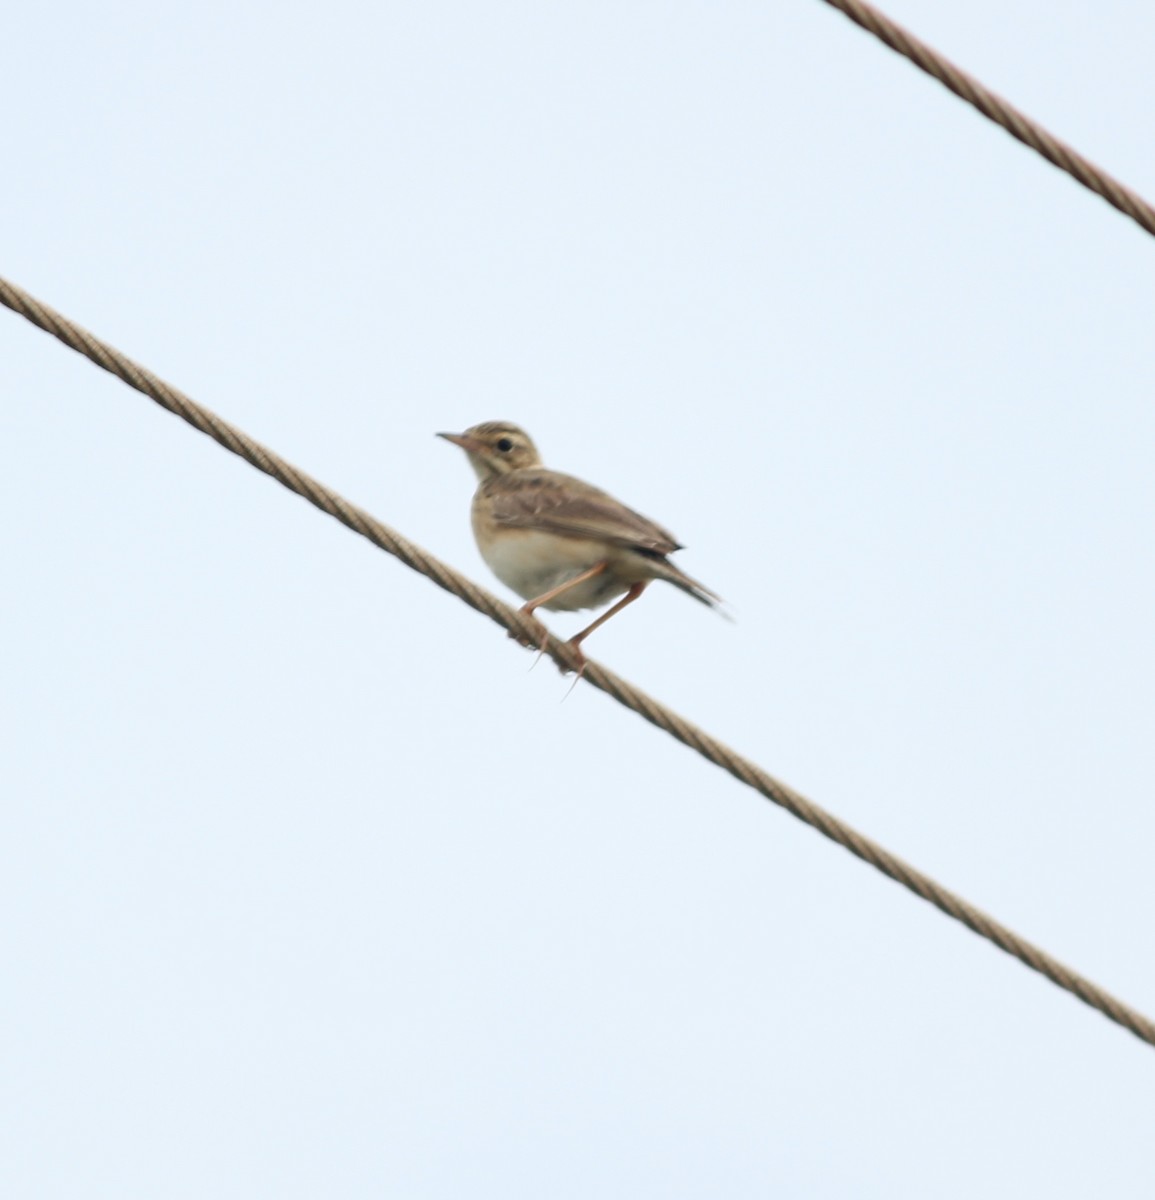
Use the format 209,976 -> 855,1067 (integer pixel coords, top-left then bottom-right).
3,272 -> 1153,1049
818,0 -> 1155,240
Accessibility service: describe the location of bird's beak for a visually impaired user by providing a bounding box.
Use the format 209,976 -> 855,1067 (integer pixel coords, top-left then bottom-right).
436,431 -> 484,453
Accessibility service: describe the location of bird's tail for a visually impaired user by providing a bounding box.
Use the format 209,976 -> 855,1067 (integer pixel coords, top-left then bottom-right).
654,558 -> 731,619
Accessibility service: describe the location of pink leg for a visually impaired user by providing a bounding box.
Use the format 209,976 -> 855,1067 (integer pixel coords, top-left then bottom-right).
565,582 -> 648,676
514,562 -> 610,655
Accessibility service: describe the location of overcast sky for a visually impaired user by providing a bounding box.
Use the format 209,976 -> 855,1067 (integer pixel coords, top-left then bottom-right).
3,1 -> 1154,1196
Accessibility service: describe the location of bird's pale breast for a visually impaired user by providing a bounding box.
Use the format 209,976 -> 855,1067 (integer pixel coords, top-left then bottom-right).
473,524 -> 630,610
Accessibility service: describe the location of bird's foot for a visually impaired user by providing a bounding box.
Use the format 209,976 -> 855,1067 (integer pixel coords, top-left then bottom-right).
509,610 -> 551,666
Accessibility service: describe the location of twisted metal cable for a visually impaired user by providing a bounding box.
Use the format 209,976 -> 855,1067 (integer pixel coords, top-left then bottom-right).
3,272 -> 1153,1049
819,0 -> 1155,239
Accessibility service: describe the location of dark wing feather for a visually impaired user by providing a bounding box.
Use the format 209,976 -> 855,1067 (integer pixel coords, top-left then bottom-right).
485,469 -> 682,554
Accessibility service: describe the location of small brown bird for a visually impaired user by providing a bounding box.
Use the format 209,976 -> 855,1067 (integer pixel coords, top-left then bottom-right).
438,420 -> 722,671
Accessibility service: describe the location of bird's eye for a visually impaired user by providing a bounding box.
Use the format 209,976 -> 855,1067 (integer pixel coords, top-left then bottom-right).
496,437 -> 514,452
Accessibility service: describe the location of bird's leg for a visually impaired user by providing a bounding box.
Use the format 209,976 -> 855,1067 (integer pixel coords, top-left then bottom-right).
511,562 -> 611,664
564,582 -> 648,679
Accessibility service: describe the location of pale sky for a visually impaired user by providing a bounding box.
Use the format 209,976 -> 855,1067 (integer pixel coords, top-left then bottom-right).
3,2 -> 1154,1196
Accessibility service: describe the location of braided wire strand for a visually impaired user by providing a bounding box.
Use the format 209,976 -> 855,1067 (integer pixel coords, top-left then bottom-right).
3,272 -> 1153,1048
819,0 -> 1155,238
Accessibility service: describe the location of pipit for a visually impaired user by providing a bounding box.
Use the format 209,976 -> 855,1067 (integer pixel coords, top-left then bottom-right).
438,421 -> 722,673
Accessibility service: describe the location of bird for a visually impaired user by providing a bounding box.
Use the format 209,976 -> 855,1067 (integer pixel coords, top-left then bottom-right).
437,420 -> 722,673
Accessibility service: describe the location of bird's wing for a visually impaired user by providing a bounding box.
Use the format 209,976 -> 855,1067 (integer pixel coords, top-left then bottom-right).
485,469 -> 683,555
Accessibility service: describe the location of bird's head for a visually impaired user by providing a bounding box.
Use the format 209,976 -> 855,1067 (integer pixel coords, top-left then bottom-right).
437,421 -> 542,481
